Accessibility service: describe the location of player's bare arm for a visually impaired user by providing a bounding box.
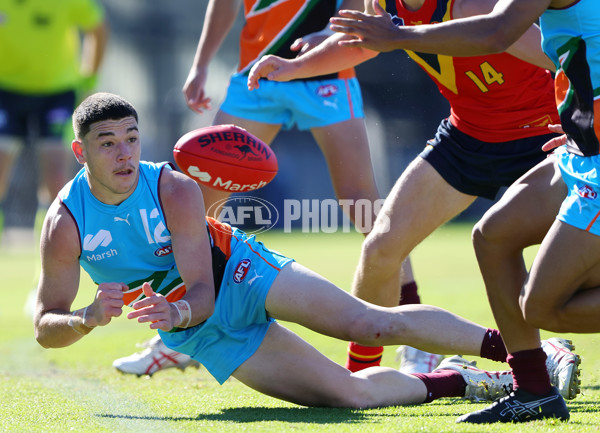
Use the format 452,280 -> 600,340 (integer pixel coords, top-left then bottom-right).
183,0 -> 242,113
290,0 -> 366,55
334,0 -> 551,57
34,200 -> 127,348
128,169 -> 216,331
247,30 -> 376,89
448,0 -> 555,71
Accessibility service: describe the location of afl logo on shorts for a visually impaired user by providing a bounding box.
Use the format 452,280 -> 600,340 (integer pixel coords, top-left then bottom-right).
233,258 -> 252,283
317,84 -> 338,97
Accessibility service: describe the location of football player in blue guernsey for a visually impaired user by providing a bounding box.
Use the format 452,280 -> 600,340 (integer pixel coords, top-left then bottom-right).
33,92 -> 572,408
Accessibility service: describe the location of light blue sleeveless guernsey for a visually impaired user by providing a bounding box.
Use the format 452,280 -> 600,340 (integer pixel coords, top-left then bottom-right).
59,161 -> 184,305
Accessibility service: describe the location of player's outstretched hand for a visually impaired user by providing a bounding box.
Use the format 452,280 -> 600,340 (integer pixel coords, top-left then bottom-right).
127,282 -> 178,331
183,65 -> 212,114
247,55 -> 296,90
85,282 -> 127,327
332,0 -> 401,52
542,124 -> 566,151
290,28 -> 332,56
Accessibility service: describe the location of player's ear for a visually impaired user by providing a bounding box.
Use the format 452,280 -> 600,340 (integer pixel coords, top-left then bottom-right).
72,140 -> 86,164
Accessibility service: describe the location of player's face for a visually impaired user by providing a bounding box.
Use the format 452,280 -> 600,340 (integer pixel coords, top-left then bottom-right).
74,116 -> 141,205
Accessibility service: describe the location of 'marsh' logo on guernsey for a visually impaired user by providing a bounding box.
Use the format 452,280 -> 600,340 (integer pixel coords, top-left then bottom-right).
83,229 -> 118,262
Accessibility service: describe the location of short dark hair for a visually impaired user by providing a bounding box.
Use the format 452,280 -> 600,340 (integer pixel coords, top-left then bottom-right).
73,92 -> 139,140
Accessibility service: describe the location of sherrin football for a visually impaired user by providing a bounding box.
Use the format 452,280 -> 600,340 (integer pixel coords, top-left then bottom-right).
173,124 -> 278,192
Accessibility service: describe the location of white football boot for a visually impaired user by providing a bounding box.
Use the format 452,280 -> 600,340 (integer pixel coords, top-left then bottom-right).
396,345 -> 444,374
433,355 -> 514,402
113,335 -> 200,376
542,337 -> 581,400
431,338 -> 582,403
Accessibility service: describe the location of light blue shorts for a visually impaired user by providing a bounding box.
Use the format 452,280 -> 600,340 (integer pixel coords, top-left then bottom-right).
159,232 -> 293,384
220,73 -> 364,131
556,148 -> 600,236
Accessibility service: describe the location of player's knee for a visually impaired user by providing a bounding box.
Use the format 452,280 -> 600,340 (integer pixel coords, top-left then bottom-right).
472,214 -> 506,253
346,312 -> 401,345
361,230 -> 403,270
345,314 -> 374,343
521,294 -> 565,332
343,383 -> 379,409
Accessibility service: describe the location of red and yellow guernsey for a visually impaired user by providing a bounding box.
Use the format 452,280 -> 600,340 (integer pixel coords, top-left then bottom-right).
383,0 -> 559,142
238,0 -> 355,80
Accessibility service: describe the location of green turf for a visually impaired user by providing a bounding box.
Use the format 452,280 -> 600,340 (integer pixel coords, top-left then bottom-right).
1,223 -> 599,432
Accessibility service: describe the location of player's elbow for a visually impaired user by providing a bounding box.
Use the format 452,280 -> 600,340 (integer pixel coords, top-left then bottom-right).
33,324 -> 53,349
33,312 -> 63,349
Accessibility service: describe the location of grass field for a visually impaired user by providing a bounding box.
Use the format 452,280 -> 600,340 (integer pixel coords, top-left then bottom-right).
2,223 -> 600,432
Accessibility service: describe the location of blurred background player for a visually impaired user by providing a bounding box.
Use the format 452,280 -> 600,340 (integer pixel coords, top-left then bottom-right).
112,0 -> 421,376
247,0 -> 561,374
0,0 -> 107,248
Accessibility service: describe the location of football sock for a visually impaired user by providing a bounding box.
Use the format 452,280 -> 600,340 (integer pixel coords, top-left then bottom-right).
507,348 -> 552,396
399,281 -> 420,305
345,342 -> 383,372
413,370 -> 466,403
479,328 -> 508,362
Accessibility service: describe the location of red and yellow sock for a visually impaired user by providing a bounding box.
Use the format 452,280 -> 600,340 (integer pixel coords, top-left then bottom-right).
345,342 -> 384,372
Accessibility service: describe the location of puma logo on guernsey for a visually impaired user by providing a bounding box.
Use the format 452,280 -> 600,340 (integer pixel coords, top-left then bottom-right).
114,214 -> 131,225
247,269 -> 263,286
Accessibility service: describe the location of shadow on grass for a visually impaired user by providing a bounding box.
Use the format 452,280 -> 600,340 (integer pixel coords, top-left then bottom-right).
96,405 -> 457,424
567,399 -> 600,414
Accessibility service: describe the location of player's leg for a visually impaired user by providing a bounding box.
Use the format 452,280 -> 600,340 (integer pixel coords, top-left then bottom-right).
0,137 -> 24,248
232,321 -> 430,407
523,219 -> 600,333
311,116 -> 422,334
472,156 -> 566,353
0,137 -> 20,202
470,156 -> 581,401
346,157 -> 475,371
310,118 -> 380,233
245,266 -> 514,408
352,156 -> 477,307
37,138 -> 69,202
37,90 -> 77,202
517,143 -> 600,334
199,109 -> 281,218
458,157 -> 581,424
0,89 -> 27,247
266,261 -> 488,356
458,219 -> 581,424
